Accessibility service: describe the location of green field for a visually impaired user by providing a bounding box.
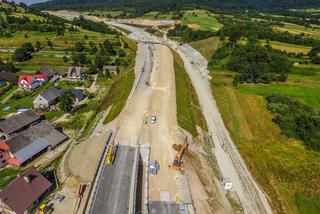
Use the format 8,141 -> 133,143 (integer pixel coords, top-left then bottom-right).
173,50 -> 207,136
274,22 -> 320,40
142,11 -> 175,20
181,10 -> 223,32
189,37 -> 220,60
103,37 -> 136,124
209,62 -> 320,213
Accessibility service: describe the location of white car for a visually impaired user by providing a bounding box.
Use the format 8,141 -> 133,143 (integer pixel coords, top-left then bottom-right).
150,116 -> 157,124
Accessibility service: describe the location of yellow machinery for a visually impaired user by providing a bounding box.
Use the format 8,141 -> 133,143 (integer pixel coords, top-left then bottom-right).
106,144 -> 118,165
38,203 -> 53,214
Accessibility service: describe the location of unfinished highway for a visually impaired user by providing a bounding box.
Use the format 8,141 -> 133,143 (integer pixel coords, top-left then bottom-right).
90,146 -> 136,214
47,10 -> 273,214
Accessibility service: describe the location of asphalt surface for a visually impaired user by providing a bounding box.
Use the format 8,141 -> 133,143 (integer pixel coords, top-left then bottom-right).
148,202 -> 180,214
91,145 -> 135,214
136,44 -> 153,90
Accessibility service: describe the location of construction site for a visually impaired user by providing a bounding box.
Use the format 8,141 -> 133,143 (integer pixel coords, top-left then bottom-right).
19,11 -> 275,214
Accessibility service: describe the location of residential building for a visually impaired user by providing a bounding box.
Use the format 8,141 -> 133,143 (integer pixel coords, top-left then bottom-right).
5,121 -> 68,167
36,68 -> 54,79
33,86 -> 63,109
102,65 -> 120,75
67,66 -> 84,80
0,110 -> 40,139
65,88 -> 85,103
33,87 -> 85,110
18,75 -> 46,91
0,142 -> 9,168
0,167 -> 52,214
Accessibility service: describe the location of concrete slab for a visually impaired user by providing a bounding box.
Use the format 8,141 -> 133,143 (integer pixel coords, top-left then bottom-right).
90,145 -> 135,214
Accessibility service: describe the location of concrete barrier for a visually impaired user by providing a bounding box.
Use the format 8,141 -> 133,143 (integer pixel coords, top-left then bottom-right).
128,145 -> 140,214
84,130 -> 116,214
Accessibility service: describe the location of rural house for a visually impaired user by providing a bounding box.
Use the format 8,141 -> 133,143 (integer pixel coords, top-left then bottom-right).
33,86 -> 63,109
33,87 -> 85,109
36,67 -> 54,80
4,120 -> 68,167
0,142 -> 9,168
67,66 -> 84,80
18,74 -> 47,90
102,65 -> 120,75
0,167 -> 52,214
64,88 -> 85,102
0,110 -> 40,139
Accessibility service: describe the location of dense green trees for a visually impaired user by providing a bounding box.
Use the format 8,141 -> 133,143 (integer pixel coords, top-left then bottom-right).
12,42 -> 35,62
60,92 -> 75,112
168,24 -> 214,43
211,39 -> 292,84
72,53 -> 90,66
74,41 -> 84,52
266,95 -> 320,151
72,16 -> 114,34
217,17 -> 320,47
308,46 -> 320,64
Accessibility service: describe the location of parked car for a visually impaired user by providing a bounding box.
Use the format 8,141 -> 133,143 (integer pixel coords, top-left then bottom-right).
150,116 -> 157,124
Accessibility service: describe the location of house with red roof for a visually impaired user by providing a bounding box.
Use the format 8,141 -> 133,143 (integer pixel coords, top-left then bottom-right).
18,74 -> 47,90
0,141 -> 9,168
0,167 -> 52,214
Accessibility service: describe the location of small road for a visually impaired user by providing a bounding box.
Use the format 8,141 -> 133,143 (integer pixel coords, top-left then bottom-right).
1,88 -> 18,105
90,145 -> 135,214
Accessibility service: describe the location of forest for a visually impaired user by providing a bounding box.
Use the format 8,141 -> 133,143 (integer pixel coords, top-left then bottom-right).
267,94 -> 320,151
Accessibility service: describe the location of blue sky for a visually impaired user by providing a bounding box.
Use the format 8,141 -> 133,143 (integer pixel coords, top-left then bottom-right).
13,0 -> 48,5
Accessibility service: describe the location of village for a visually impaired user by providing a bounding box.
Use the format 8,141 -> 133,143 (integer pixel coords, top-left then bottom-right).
0,62 -> 123,213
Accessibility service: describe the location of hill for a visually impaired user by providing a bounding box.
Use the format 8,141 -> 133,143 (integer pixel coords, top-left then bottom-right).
32,0 -> 320,12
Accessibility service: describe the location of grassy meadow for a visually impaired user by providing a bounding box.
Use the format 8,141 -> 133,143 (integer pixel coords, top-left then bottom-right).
189,36 -> 220,60
209,62 -> 320,213
274,22 -> 320,40
181,10 -> 223,32
172,50 -> 207,136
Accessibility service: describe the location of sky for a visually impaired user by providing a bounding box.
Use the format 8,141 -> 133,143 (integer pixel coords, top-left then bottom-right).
12,0 -> 48,5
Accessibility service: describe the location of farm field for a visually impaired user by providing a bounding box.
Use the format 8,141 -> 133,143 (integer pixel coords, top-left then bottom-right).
209,63 -> 320,213
239,38 -> 312,54
181,10 -> 223,31
264,40 -> 312,54
274,22 -> 320,39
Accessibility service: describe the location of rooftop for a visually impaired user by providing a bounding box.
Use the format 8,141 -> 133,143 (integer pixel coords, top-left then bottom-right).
0,110 -> 40,135
0,167 -> 52,214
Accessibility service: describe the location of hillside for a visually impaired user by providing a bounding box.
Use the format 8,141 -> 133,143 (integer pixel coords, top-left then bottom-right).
31,0 -> 320,12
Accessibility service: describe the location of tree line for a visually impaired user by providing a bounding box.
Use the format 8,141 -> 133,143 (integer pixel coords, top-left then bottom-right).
211,37 -> 292,84
267,94 -> 320,151
217,16 -> 320,47
167,24 -> 215,43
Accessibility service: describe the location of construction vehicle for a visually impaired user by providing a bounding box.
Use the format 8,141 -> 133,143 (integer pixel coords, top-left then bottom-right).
172,137 -> 189,171
38,203 -> 53,214
106,143 -> 118,165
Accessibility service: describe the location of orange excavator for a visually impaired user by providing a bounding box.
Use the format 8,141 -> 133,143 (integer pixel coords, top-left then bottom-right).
172,137 -> 189,171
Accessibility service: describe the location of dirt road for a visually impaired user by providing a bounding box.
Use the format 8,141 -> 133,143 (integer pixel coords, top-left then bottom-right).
170,41 -> 274,214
